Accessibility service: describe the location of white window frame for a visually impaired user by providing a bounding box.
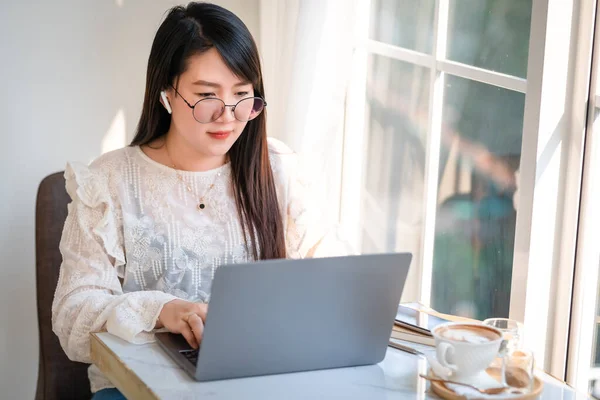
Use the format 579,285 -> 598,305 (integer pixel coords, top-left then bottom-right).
342,0 -> 527,306
511,0 -> 597,380
566,0 -> 600,392
340,0 -> 597,379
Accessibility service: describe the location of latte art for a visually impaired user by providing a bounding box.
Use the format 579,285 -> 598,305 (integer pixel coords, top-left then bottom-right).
441,328 -> 493,343
437,325 -> 501,344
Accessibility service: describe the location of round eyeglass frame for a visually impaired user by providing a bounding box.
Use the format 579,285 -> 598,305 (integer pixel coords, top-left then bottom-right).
170,86 -> 267,124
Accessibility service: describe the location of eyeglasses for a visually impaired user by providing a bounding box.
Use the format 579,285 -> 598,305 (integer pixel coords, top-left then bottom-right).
171,86 -> 266,124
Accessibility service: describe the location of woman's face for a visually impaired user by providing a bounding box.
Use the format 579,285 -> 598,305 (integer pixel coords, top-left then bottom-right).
164,47 -> 255,159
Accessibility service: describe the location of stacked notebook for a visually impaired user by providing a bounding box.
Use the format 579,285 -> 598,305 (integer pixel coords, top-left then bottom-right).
390,303 -> 451,347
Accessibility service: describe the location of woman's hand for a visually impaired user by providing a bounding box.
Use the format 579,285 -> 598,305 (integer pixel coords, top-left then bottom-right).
156,299 -> 208,349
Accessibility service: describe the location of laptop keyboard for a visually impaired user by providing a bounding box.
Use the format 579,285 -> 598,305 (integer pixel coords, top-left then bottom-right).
179,349 -> 199,366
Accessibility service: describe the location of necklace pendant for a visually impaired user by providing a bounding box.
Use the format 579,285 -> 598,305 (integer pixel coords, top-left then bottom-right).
198,203 -> 206,211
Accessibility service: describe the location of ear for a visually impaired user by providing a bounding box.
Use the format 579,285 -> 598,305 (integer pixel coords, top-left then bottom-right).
160,91 -> 172,114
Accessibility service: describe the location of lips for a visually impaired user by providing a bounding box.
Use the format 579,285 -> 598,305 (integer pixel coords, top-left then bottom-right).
207,131 -> 232,140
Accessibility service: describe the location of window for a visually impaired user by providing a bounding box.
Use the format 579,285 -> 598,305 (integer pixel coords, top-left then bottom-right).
571,105 -> 600,400
342,0 -> 598,380
344,0 -> 531,320
568,13 -> 600,393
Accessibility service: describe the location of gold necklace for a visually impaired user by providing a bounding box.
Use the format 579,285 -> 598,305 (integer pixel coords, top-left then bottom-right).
165,144 -> 221,211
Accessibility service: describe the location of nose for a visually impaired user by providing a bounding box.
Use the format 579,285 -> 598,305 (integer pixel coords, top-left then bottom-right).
215,105 -> 236,123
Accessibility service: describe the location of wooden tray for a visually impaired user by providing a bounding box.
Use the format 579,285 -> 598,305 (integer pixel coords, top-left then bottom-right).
429,367 -> 543,400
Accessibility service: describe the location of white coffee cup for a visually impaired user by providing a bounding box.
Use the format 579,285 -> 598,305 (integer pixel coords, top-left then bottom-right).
432,322 -> 504,381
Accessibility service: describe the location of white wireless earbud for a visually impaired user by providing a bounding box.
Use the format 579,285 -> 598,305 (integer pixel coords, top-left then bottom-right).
160,91 -> 172,114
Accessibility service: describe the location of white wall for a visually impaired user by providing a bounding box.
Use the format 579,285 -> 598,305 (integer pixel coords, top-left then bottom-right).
0,1 -> 259,398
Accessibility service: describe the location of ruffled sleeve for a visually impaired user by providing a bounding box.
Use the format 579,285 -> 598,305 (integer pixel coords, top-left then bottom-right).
52,162 -> 176,363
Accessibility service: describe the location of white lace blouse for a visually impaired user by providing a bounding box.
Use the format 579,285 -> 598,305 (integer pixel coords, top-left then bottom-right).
51,138 -> 329,392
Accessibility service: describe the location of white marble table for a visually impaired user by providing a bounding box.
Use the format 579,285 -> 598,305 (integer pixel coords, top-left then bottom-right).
91,332 -> 591,399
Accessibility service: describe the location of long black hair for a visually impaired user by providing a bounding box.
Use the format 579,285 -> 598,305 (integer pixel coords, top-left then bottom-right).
131,2 -> 286,260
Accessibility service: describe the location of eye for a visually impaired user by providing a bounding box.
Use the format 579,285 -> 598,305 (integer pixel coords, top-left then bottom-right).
236,91 -> 250,97
197,93 -> 216,97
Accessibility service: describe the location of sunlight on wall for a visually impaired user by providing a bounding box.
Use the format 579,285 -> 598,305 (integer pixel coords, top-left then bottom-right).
102,109 -> 127,154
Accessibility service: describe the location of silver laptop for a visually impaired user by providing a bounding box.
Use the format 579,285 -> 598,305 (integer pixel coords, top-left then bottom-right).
156,253 -> 412,381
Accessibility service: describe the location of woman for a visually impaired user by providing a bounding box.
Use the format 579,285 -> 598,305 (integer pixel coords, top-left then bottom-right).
52,3 -> 327,398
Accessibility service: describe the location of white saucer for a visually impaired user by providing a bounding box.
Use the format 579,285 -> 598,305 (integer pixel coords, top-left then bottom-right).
426,353 -> 504,389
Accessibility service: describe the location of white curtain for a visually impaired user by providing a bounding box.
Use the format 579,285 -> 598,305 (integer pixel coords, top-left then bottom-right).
259,0 -> 357,254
